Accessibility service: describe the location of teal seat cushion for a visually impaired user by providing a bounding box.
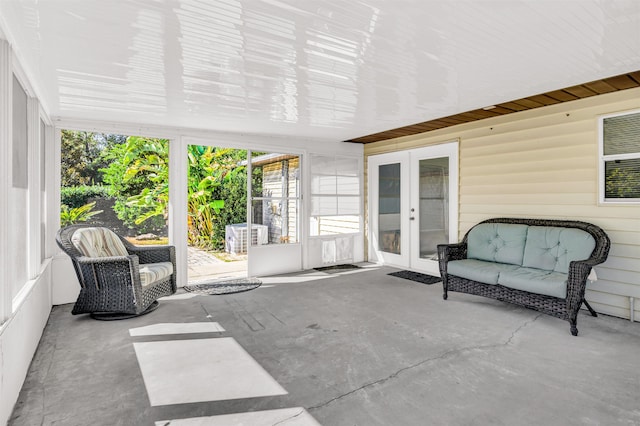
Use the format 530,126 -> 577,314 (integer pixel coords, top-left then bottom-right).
522,226 -> 596,274
448,259 -> 520,285
467,223 -> 529,266
497,267 -> 568,299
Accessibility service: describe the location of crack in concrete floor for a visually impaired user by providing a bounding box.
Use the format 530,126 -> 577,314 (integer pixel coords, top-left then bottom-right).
308,313 -> 543,412
271,408 -> 306,426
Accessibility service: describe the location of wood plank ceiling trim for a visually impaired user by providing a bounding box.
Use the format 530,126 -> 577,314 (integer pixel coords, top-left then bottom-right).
346,71 -> 640,144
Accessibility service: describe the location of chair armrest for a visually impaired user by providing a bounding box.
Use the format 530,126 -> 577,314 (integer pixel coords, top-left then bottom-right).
75,255 -> 135,265
125,245 -> 177,292
74,255 -> 143,293
437,243 -> 467,279
437,243 -> 467,263
566,258 -> 601,310
126,245 -> 175,264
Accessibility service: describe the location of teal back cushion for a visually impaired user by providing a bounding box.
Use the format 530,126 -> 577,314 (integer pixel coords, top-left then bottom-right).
522,226 -> 596,273
467,223 -> 529,265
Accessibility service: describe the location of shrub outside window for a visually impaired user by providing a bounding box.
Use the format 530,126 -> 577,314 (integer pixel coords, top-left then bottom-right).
600,110 -> 640,203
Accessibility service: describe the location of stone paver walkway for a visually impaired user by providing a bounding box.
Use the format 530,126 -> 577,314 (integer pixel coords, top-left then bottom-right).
187,246 -> 247,282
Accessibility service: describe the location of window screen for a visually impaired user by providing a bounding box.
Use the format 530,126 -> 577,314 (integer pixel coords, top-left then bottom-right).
310,155 -> 361,236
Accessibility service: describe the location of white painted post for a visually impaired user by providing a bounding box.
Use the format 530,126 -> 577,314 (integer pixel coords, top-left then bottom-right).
630,297 -> 635,323
168,136 -> 188,287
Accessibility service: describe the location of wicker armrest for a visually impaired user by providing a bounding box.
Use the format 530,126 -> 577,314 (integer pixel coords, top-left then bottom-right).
74,255 -> 142,292
75,255 -> 135,265
437,243 -> 467,262
125,244 -> 175,264
437,243 -> 467,281
566,259 -> 601,299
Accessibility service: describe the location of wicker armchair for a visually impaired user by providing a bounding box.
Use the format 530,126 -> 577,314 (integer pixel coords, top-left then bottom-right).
56,225 -> 177,320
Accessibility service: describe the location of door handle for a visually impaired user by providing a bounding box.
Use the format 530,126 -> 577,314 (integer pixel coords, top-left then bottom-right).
410,217 -> 415,220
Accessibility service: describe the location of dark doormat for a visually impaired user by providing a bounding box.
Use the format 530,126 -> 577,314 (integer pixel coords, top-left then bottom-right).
314,264 -> 361,273
388,270 -> 441,285
183,277 -> 262,295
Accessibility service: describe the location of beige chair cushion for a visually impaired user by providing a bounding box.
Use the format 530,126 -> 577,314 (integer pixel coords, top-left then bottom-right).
71,227 -> 129,258
139,262 -> 174,287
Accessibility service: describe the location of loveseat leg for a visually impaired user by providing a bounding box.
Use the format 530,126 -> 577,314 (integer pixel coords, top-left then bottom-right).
583,300 -> 598,317
569,320 -> 578,336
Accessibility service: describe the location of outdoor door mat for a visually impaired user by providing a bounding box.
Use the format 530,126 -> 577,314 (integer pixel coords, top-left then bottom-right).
183,277 -> 262,295
314,264 -> 361,273
388,270 -> 441,285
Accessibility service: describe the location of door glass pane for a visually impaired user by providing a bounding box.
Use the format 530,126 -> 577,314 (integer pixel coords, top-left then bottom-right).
378,163 -> 401,254
419,157 -> 449,259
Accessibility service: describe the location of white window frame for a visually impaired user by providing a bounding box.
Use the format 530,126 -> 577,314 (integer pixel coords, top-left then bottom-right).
598,108 -> 640,205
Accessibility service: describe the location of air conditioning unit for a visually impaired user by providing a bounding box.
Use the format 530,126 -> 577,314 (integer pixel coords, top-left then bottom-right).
225,223 -> 268,254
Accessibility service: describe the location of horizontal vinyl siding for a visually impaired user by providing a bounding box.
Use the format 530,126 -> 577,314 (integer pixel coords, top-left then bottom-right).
364,88 -> 640,321
318,216 -> 359,235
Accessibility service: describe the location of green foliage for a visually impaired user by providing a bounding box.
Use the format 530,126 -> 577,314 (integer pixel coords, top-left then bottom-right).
60,202 -> 103,227
60,185 -> 114,209
101,136 -> 169,232
61,131 -> 126,186
63,132 -> 250,247
187,146 -> 248,250
605,167 -> 640,199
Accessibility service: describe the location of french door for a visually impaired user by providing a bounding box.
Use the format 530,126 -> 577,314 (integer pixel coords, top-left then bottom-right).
368,142 -> 458,275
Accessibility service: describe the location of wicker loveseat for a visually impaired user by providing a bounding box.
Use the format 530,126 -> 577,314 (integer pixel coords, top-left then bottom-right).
437,218 -> 610,336
57,225 -> 177,319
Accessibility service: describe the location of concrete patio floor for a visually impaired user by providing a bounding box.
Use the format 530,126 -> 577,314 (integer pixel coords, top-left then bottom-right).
9,264 -> 640,426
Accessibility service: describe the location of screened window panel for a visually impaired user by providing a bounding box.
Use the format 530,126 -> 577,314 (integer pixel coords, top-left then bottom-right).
311,215 -> 360,236
249,152 -> 300,245
603,112 -> 640,155
12,76 -> 28,188
11,75 -> 29,300
310,155 -> 361,234
335,157 -> 358,176
337,196 -> 360,215
604,158 -> 640,199
311,196 -> 337,216
311,175 -> 337,194
336,175 -> 359,195
310,154 -> 336,175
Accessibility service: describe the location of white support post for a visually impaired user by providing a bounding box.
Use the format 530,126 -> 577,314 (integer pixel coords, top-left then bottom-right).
168,136 -> 188,287
27,96 -> 41,278
0,39 -> 12,321
246,150 -> 253,276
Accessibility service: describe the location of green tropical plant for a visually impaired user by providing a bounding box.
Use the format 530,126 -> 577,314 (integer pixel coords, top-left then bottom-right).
187,146 -> 247,249
100,138 -> 249,249
101,136 -> 169,232
60,202 -> 103,227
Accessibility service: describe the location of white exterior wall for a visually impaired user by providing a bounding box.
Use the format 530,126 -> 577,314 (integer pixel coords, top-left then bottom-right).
365,88 -> 640,321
